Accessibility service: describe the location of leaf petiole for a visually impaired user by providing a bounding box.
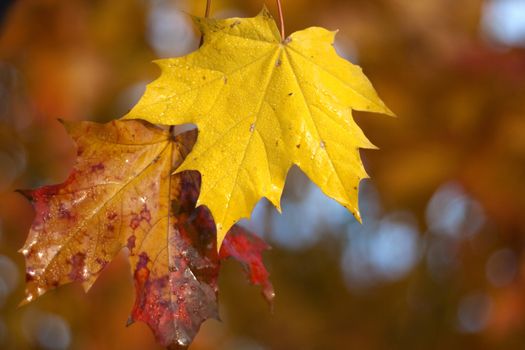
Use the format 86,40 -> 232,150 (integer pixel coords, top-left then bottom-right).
276,0 -> 285,41
199,0 -> 212,47
205,0 -> 212,18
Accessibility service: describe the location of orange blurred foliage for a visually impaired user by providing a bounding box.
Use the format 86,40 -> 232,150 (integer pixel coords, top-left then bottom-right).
0,0 -> 524,349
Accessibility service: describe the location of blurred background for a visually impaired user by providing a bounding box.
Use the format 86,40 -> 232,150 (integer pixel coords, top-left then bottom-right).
0,0 -> 525,349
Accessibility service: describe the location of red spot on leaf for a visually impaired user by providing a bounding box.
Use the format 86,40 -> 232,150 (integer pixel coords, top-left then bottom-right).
58,203 -> 74,220
130,205 -> 151,230
23,170 -> 79,226
69,252 -> 86,281
140,205 -> 151,223
136,252 -> 149,271
90,162 -> 105,172
127,235 -> 136,252
130,217 -> 140,230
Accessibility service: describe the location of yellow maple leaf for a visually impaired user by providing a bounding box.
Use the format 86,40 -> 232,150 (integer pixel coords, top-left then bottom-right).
125,8 -> 393,247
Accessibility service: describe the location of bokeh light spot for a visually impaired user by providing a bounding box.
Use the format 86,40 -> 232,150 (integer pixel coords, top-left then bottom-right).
457,292 -> 492,333
482,0 -> 525,47
486,248 -> 517,288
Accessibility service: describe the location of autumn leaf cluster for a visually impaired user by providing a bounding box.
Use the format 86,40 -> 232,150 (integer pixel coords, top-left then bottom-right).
20,8 -> 390,349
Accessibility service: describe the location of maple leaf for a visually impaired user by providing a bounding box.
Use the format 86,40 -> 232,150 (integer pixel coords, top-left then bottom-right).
124,8 -> 394,247
20,120 -> 273,348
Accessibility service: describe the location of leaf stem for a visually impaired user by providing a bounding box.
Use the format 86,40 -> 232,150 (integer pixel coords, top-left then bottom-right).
205,0 -> 212,18
276,0 -> 285,41
199,0 -> 212,47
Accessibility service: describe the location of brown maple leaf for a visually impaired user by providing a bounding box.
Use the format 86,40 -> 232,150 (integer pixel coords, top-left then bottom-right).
19,120 -> 273,348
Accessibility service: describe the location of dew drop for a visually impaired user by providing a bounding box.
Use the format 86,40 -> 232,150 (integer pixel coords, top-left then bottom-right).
177,336 -> 190,347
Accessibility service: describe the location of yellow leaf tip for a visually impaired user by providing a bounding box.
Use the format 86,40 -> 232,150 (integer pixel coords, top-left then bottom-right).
259,5 -> 273,17
384,106 -> 397,117
82,279 -> 95,293
350,205 -> 363,224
